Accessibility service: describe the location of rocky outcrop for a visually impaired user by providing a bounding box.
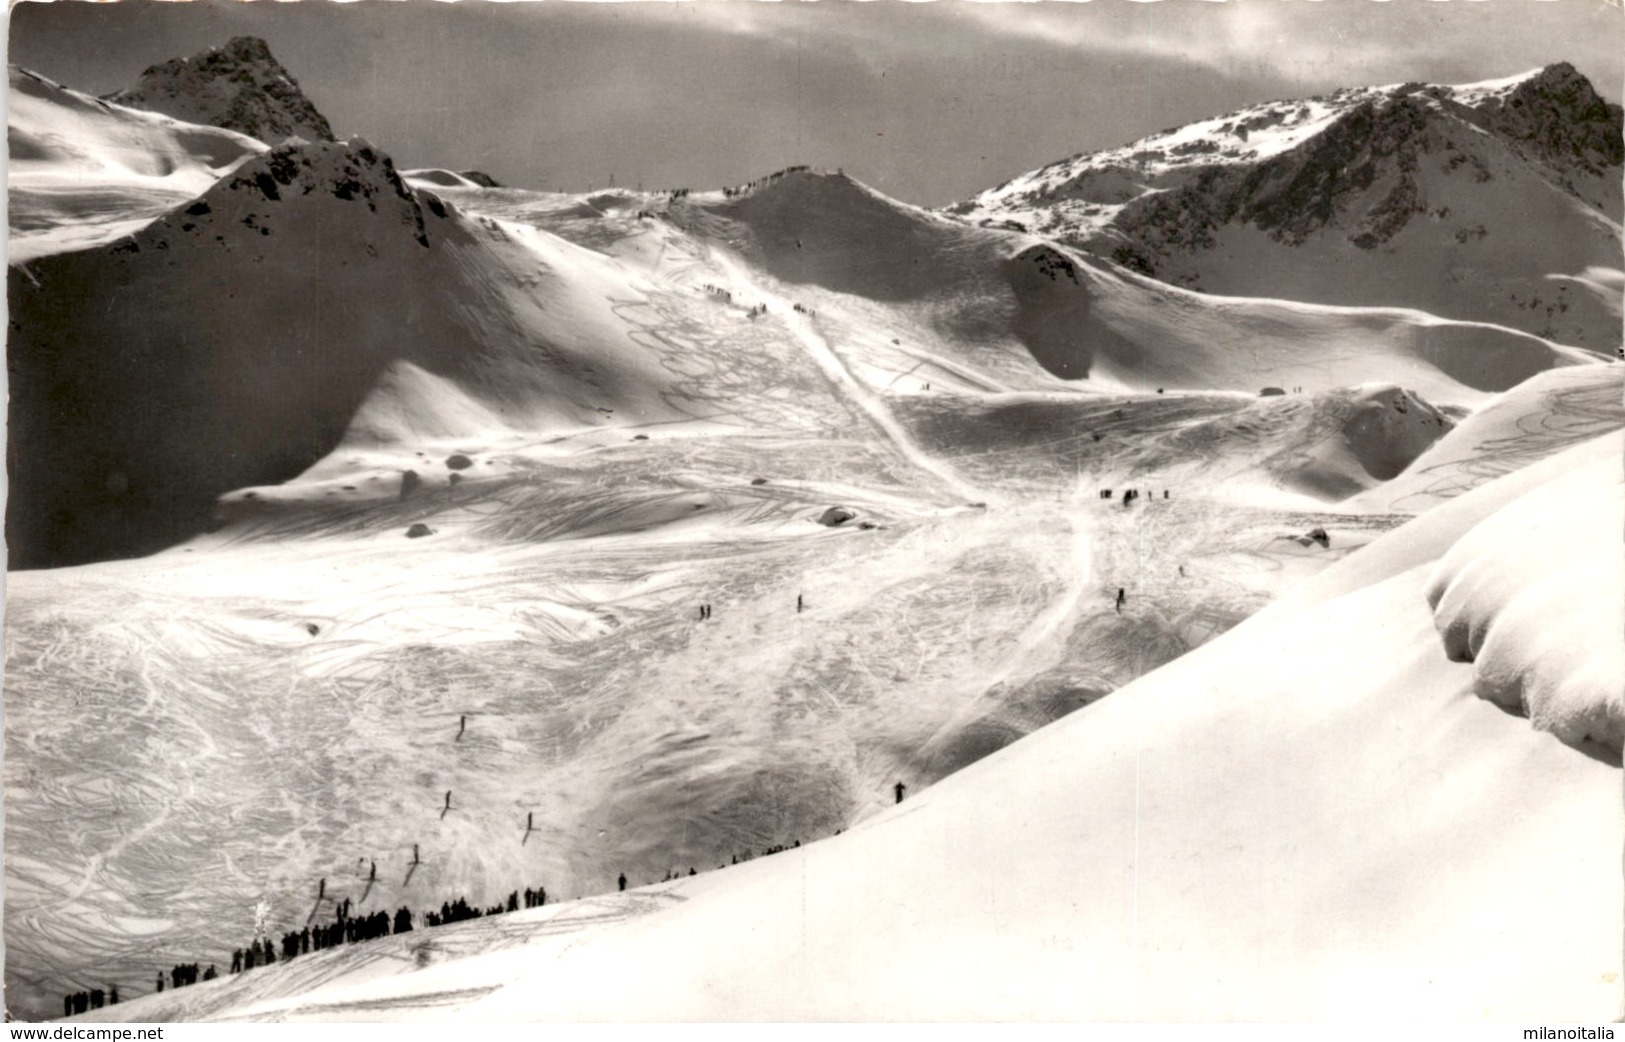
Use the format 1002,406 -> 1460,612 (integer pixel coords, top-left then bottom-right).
109,36 -> 335,145
1465,62 -> 1623,178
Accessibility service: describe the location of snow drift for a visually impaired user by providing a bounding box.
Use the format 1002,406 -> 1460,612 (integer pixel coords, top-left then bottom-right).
1424,451 -> 1623,755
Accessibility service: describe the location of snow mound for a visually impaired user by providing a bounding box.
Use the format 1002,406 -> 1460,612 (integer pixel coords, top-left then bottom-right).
1351,363 -> 1625,512
404,168 -> 481,189
696,169 -> 997,302
341,361 -> 515,446
1424,455 -> 1624,755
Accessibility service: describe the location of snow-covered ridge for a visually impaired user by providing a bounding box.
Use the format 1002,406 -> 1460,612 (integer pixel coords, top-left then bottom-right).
952,63 -> 1611,223
944,62 -> 1622,352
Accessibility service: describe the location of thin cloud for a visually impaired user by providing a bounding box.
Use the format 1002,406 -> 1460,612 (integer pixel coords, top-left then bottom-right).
948,0 -> 1620,92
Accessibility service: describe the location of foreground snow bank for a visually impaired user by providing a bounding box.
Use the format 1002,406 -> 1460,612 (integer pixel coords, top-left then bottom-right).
1425,453 -> 1624,755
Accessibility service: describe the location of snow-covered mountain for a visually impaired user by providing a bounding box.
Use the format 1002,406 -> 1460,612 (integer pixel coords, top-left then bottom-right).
7,39 -> 1621,1024
949,64 -> 1624,352
108,36 -> 336,146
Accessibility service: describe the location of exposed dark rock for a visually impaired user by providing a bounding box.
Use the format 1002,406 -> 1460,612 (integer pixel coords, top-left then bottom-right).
109,36 -> 336,145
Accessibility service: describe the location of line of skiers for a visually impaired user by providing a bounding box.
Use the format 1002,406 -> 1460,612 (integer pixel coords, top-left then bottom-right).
720,165 -> 811,198
163,962 -> 212,990
423,893 -> 516,927
1098,488 -> 1169,504
63,987 -> 116,1016
62,780 -> 910,1017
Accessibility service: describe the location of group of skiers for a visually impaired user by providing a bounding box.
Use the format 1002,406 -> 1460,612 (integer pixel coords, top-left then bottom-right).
422,893 -> 517,927
61,771 -> 918,1018
720,165 -> 811,198
62,987 -> 116,1016
1099,487 -> 1169,505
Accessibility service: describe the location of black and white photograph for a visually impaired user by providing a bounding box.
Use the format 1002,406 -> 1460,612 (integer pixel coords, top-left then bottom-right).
4,0 -> 1623,1023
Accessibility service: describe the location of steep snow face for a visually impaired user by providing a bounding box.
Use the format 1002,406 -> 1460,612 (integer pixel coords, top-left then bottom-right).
109,36 -> 335,146
950,65 -> 1623,351
1424,455 -> 1623,756
8,66 -> 267,261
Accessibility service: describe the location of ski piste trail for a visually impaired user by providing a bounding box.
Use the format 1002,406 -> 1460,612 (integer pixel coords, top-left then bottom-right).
710,249 -> 987,505
713,243 -> 1094,760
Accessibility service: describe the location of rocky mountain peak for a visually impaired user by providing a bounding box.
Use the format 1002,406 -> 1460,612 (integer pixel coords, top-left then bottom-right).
1465,62 -> 1623,177
109,35 -> 335,146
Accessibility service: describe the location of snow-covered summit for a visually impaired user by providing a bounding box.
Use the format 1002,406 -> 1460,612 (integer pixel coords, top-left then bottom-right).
952,63 -> 1618,234
945,63 -> 1623,352
108,35 -> 336,146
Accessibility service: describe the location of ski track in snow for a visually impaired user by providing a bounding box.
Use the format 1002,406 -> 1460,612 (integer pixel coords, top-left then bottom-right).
710,250 -> 988,505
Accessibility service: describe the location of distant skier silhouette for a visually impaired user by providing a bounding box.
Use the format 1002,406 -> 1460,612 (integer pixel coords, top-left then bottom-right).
413,843 -> 420,864
1116,588 -> 1127,613
369,860 -> 377,882
796,594 -> 804,613
441,791 -> 452,819
618,873 -> 627,892
457,715 -> 466,740
894,781 -> 906,804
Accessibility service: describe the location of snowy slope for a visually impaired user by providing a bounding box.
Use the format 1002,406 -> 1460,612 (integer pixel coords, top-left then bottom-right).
672,170 -> 1593,405
8,66 -> 267,262
73,436 -> 1622,1023
10,42 -> 1621,1026
951,65 -> 1623,352
6,126 -> 856,568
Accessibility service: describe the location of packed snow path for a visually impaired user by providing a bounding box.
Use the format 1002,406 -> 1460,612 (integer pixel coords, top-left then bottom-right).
711,250 -> 987,505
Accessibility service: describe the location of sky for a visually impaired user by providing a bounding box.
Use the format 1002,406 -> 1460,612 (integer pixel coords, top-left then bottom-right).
7,0 -> 1623,206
